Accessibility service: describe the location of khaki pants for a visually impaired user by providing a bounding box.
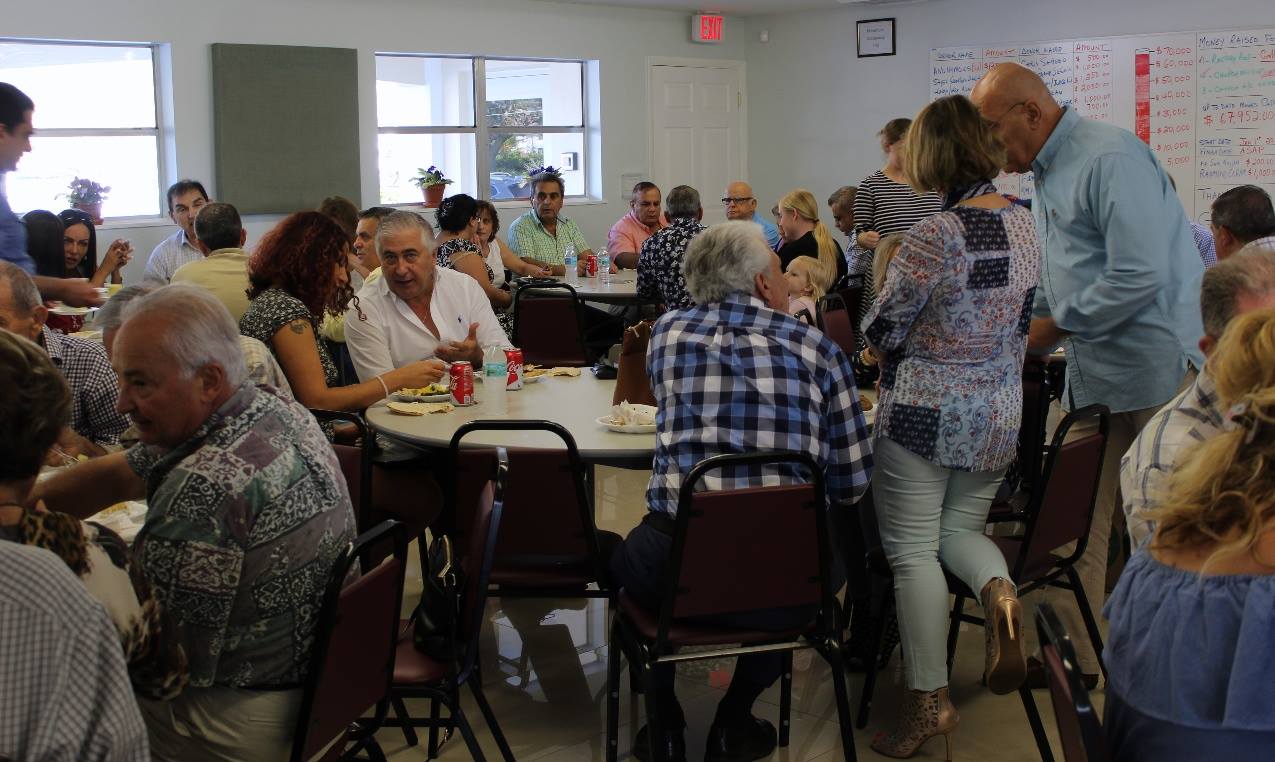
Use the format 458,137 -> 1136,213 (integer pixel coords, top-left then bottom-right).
139,686 -> 302,762
1031,370 -> 1194,673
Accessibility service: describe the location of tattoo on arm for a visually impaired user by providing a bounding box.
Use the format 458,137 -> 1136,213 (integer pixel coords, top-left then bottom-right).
288,320 -> 308,335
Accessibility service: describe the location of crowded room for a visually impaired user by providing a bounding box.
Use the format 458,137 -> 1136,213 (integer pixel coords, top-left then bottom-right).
4,0 -> 1275,760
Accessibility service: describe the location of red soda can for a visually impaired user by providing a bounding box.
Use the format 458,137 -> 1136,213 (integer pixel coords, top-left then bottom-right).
449,361 -> 474,406
504,348 -> 524,390
585,253 -> 598,277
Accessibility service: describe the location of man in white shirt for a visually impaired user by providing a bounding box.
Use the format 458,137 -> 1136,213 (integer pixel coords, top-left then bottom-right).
142,180 -> 209,285
345,211 -> 508,381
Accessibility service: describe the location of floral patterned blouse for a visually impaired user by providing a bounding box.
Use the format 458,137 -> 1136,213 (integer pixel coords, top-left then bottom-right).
437,237 -> 514,334
862,203 -> 1040,472
239,287 -> 338,389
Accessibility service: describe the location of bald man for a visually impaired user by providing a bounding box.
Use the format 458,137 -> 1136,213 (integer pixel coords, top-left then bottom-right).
971,63 -> 1203,684
722,181 -> 781,250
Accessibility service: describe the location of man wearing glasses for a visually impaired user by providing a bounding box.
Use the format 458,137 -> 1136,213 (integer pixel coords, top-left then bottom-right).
722,181 -> 781,251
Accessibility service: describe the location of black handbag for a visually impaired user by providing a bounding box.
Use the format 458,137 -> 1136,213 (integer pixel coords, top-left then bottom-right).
412,531 -> 465,661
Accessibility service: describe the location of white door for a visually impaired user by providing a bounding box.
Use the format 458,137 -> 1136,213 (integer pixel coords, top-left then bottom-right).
649,63 -> 744,226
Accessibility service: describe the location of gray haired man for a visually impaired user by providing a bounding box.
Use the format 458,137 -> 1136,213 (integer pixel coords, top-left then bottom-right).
1122,247 -> 1275,546
636,185 -> 708,310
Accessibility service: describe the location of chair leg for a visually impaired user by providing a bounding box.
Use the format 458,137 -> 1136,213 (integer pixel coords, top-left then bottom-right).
358,736 -> 388,762
1068,568 -> 1108,681
470,680 -> 516,762
426,698 -> 440,758
1018,684 -> 1055,762
606,620 -> 623,762
779,650 -> 793,747
946,595 -> 966,678
391,695 -> 418,748
640,660 -> 667,762
823,642 -> 859,762
855,592 -> 892,729
451,704 -> 489,762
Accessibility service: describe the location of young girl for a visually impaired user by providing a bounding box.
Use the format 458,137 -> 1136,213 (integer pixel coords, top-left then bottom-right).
784,255 -> 829,319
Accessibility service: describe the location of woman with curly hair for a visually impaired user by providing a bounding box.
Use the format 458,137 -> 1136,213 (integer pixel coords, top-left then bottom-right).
239,211 -> 443,412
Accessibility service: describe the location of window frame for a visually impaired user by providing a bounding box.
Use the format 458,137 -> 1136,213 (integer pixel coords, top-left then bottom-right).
375,53 -> 591,205
0,37 -> 169,221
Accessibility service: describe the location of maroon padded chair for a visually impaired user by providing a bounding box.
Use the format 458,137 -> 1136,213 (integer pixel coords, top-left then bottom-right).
605,451 -> 857,762
310,409 -> 373,529
290,520 -> 410,762
1023,603 -> 1112,762
381,449 -> 514,761
816,293 -> 856,359
987,358 -> 1053,522
512,281 -> 592,367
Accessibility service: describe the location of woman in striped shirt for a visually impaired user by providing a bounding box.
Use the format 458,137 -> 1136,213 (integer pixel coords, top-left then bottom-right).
853,118 -> 944,254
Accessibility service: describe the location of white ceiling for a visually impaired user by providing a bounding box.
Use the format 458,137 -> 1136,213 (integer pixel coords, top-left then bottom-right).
527,0 -> 860,16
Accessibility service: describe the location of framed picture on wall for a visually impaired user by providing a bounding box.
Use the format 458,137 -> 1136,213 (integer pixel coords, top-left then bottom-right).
857,18 -> 896,57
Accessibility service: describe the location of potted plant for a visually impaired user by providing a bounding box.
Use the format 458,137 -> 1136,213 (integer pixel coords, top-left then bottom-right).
63,177 -> 110,224
411,165 -> 453,207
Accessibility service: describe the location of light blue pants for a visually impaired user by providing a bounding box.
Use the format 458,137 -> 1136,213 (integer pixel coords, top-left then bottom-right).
873,437 -> 1010,691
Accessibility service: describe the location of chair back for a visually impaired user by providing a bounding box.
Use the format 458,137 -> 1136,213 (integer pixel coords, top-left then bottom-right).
291,520 -> 410,762
816,293 -> 856,358
657,452 -> 833,647
1014,405 -> 1109,580
310,409 -> 374,531
455,448 -> 508,682
1017,359 -> 1053,493
449,421 -> 607,587
1036,603 -> 1111,762
512,282 -> 590,366
837,285 -> 864,326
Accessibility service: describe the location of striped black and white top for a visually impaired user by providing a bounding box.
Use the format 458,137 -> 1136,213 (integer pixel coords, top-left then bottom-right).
852,170 -> 943,242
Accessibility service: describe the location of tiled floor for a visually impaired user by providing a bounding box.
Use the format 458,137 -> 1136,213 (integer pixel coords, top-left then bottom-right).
376,465 -> 1100,761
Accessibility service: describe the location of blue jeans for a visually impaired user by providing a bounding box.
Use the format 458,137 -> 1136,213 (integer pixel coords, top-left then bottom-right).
873,437 -> 1009,691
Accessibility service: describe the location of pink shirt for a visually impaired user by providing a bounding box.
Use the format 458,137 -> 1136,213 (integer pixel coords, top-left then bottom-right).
607,210 -> 668,255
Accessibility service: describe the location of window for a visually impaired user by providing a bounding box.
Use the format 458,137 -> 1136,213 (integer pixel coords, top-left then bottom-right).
0,40 -> 164,218
376,55 -> 588,205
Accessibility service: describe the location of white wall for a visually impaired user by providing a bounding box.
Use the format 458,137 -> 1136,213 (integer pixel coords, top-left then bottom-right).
741,0 -> 1275,224
5,0 -> 747,282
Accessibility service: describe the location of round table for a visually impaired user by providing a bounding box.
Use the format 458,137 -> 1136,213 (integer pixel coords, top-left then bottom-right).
535,274 -> 645,305
367,371 -> 655,467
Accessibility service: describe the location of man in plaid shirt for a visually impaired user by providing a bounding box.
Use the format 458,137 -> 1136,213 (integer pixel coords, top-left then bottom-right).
611,221 -> 872,762
0,263 -> 128,455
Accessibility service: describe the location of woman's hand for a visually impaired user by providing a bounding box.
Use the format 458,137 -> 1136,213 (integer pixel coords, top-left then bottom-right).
857,230 -> 881,250
102,239 -> 133,274
388,359 -> 448,391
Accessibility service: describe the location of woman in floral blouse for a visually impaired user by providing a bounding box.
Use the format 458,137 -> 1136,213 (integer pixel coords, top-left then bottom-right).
862,95 -> 1040,759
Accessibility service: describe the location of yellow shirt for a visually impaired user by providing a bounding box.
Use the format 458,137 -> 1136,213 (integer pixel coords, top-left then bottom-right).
171,248 -> 251,323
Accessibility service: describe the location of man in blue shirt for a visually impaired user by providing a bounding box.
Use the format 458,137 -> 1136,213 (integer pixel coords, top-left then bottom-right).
973,63 -> 1203,683
0,82 -> 100,308
722,181 -> 781,251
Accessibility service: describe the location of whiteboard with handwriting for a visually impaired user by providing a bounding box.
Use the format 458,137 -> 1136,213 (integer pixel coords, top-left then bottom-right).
931,28 -> 1275,220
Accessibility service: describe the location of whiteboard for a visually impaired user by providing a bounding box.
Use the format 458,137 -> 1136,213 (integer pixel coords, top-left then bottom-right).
931,28 -> 1275,221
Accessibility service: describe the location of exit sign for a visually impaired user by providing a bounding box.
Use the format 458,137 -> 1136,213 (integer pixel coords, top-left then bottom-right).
692,14 -> 724,44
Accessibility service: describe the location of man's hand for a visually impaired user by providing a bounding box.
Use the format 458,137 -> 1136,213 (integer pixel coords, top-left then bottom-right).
1028,317 -> 1069,352
42,427 -> 103,467
435,322 -> 483,366
857,231 -> 881,250
38,276 -> 105,308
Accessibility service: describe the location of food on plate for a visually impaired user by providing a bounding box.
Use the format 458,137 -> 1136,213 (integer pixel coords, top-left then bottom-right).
606,401 -> 657,426
524,368 -> 550,379
398,382 -> 449,396
859,394 -> 874,412
96,502 -> 131,517
387,401 -> 455,416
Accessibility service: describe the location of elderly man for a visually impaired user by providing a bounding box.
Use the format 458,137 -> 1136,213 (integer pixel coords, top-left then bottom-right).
97,283 -> 292,400
142,180 -> 211,285
31,284 -> 355,760
636,185 -> 707,311
1122,248 -> 1275,548
0,262 -> 128,457
612,221 -> 872,762
1211,185 -> 1275,261
972,62 -> 1204,684
508,170 -> 594,274
608,181 -> 667,269
346,210 -> 506,381
722,181 -> 781,251
171,202 -> 250,321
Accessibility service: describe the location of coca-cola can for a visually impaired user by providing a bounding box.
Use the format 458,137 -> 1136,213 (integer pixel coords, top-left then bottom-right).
504,348 -> 524,390
585,253 -> 598,277
449,361 -> 474,406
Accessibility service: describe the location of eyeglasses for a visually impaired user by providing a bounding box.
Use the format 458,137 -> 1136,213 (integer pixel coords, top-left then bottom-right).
984,101 -> 1027,130
721,196 -> 754,206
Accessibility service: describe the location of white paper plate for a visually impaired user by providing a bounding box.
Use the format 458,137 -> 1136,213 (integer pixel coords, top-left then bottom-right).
48,303 -> 95,316
392,391 -> 452,403
596,416 -> 656,434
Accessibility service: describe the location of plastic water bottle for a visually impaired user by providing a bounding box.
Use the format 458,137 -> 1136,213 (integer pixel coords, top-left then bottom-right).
482,346 -> 508,415
563,243 -> 578,285
598,249 -> 611,286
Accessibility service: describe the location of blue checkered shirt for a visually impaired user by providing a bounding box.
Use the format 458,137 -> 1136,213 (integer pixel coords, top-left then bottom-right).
1191,222 -> 1216,268
645,293 -> 873,515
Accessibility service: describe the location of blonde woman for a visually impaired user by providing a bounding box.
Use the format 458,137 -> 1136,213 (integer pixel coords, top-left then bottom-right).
862,94 -> 1040,759
776,189 -> 847,289
1103,308 -> 1275,761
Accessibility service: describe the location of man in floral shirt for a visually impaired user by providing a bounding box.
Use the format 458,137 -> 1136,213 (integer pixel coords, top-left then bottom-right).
636,185 -> 707,310
34,285 -> 355,760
